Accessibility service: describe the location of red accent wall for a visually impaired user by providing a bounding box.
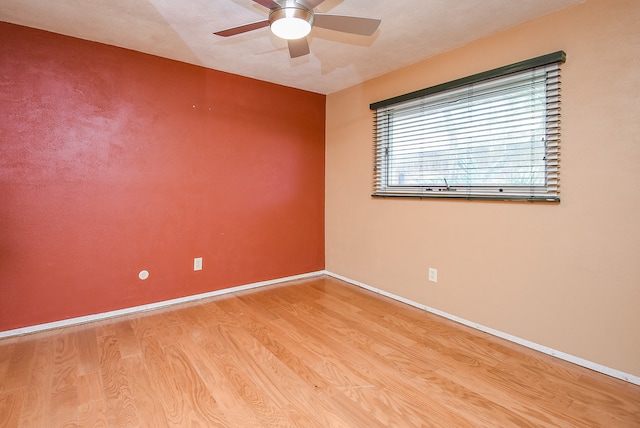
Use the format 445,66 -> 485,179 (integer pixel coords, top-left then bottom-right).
0,23 -> 325,331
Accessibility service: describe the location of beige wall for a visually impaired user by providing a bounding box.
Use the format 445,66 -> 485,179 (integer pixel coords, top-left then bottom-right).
325,0 -> 640,377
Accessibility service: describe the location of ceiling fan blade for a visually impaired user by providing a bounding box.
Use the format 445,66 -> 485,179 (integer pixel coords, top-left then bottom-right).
214,20 -> 270,37
252,0 -> 281,9
296,0 -> 326,9
288,37 -> 310,58
313,14 -> 381,36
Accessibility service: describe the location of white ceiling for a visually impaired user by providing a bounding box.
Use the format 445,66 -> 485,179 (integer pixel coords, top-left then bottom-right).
0,0 -> 584,94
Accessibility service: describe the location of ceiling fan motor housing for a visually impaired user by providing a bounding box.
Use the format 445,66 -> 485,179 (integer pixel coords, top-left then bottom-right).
269,3 -> 314,39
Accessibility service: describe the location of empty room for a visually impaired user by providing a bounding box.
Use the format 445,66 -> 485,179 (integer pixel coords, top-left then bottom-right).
1,0 -> 639,426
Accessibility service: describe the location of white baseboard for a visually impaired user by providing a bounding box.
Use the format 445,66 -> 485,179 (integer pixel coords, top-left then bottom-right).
325,271 -> 640,386
0,271 -> 325,340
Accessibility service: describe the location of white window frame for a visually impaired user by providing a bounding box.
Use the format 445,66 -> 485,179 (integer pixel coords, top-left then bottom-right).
371,51 -> 565,202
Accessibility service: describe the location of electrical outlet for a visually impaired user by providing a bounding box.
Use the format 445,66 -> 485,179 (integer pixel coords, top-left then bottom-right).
428,267 -> 438,283
194,257 -> 203,271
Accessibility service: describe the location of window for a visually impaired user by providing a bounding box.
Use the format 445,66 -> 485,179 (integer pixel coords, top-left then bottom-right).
371,51 -> 564,201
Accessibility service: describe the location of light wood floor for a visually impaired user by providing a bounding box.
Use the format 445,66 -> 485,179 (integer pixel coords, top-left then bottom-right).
1,276 -> 638,427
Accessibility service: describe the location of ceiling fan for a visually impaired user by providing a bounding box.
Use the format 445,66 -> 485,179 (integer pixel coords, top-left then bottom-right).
214,0 -> 381,58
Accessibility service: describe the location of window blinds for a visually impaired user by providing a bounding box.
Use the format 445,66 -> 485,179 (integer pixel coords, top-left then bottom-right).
371,52 -> 564,201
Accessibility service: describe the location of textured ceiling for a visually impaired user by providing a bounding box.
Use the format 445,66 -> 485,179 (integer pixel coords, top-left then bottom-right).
0,0 -> 584,94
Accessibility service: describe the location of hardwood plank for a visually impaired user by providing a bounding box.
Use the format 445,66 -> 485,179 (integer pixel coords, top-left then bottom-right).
0,390 -> 23,428
48,332 -> 80,427
0,341 -> 17,393
195,332 -> 298,426
177,332 -> 264,427
76,325 -> 101,376
94,320 -> 116,338
77,400 -> 108,428
136,333 -> 231,426
128,312 -> 167,340
98,334 -> 139,427
179,301 -> 305,426
213,297 -> 346,427
120,354 -> 170,428
223,296 -> 333,393
18,338 -> 54,427
0,339 -> 36,393
163,343 -> 230,426
77,371 -> 104,406
113,320 -> 141,358
135,335 -> 180,425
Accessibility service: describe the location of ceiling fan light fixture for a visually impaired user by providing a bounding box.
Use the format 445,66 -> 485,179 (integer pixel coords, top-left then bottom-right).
269,6 -> 313,40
